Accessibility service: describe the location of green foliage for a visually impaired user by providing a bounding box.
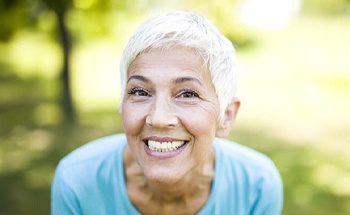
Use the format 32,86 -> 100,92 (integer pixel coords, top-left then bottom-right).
302,0 -> 350,14
0,0 -> 155,43
229,129 -> 350,215
0,0 -> 28,41
1,38 -> 350,213
1,2 -> 350,214
0,67 -> 123,214
176,0 -> 254,49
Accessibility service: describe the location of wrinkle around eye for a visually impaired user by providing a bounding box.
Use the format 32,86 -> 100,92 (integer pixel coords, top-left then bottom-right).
174,99 -> 220,120
197,98 -> 220,114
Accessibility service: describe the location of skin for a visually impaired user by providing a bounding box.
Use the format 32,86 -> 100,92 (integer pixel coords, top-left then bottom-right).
122,47 -> 240,215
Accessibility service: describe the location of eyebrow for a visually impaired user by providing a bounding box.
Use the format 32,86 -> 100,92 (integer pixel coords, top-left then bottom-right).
173,76 -> 204,86
127,75 -> 204,86
127,75 -> 150,83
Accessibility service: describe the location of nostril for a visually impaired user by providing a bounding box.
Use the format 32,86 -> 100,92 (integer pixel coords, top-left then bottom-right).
145,97 -> 179,128
145,111 -> 178,128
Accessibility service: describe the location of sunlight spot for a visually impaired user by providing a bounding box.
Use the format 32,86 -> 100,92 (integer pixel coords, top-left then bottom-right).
28,129 -> 54,152
72,40 -> 120,111
237,0 -> 301,29
8,31 -> 61,79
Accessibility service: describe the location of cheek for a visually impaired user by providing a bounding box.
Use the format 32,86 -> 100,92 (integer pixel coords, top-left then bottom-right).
122,103 -> 145,134
180,104 -> 219,135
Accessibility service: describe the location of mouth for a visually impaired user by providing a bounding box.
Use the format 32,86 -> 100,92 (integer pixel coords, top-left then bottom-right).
145,140 -> 188,152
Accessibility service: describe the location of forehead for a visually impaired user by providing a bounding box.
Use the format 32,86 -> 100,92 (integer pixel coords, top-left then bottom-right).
128,47 -> 209,80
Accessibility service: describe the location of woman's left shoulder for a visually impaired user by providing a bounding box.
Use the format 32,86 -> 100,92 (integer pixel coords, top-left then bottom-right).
213,138 -> 280,177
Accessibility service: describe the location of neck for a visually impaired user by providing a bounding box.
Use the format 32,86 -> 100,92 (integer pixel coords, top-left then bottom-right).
147,165 -> 214,203
123,146 -> 215,205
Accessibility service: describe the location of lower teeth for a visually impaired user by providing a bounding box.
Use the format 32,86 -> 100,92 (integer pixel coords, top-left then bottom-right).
153,147 -> 179,152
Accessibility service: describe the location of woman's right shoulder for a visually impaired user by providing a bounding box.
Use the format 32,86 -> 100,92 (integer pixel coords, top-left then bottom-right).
58,133 -> 127,169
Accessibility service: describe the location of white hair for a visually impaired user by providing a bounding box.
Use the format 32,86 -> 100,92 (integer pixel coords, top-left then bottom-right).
119,11 -> 238,121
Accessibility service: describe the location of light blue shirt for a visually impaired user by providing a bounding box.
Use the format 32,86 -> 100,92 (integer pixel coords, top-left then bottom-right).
51,134 -> 283,215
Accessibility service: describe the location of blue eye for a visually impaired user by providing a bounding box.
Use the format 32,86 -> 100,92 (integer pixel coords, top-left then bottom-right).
178,90 -> 199,98
128,88 -> 150,97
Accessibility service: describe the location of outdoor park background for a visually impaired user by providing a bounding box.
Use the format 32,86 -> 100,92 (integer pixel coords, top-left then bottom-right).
0,0 -> 349,214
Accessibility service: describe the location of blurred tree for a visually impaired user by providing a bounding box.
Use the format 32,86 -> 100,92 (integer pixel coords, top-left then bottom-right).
0,0 -> 254,121
0,0 -> 151,121
0,0 -> 76,119
42,0 -> 75,120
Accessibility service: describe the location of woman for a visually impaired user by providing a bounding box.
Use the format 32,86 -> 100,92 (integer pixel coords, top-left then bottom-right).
52,11 -> 283,215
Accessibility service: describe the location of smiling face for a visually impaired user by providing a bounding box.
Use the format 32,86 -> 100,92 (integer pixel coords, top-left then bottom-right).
122,47 -> 229,184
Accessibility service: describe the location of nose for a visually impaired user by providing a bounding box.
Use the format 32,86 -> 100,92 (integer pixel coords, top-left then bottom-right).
146,97 -> 178,128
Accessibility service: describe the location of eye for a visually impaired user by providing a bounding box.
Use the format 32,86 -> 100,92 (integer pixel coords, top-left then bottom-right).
177,90 -> 199,98
128,87 -> 150,97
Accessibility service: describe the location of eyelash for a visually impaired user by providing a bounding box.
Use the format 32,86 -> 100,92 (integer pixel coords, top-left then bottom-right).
128,87 -> 150,97
177,89 -> 199,98
128,88 -> 199,99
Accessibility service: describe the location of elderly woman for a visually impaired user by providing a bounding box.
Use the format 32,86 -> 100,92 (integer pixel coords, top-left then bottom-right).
51,11 -> 283,215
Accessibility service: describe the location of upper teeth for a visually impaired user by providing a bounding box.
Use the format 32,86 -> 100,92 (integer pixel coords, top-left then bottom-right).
148,140 -> 185,152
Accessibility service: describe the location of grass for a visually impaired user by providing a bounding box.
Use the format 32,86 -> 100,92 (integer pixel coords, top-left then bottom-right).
0,14 -> 349,215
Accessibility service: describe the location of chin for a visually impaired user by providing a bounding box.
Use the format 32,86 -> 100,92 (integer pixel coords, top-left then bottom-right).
144,168 -> 188,185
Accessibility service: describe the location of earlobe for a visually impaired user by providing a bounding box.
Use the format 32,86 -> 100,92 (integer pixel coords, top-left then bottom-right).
216,98 -> 240,137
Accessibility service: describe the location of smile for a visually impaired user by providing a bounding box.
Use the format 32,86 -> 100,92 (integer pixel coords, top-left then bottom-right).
147,140 -> 186,152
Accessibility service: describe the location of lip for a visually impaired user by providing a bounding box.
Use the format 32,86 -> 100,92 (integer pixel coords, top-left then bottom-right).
143,137 -> 188,159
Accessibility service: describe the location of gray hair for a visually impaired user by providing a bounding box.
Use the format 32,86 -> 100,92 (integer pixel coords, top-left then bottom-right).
119,11 -> 238,121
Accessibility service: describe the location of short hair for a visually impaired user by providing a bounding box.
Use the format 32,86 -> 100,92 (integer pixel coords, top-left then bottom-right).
119,11 -> 238,121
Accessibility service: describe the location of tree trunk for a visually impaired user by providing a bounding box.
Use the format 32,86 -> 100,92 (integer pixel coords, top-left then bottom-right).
56,9 -> 75,121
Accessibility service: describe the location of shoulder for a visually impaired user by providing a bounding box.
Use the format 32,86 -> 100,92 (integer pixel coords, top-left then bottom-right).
213,137 -> 281,185
214,138 -> 277,169
59,133 -> 127,167
52,134 -> 129,214
55,133 -> 127,184
210,138 -> 283,215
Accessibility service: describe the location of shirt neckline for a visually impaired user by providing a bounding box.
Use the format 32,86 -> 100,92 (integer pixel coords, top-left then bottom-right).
116,137 -> 219,214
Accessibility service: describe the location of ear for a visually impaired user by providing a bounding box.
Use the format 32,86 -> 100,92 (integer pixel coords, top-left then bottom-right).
216,98 -> 240,137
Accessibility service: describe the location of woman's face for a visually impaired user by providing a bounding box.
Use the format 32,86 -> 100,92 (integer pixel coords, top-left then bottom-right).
122,47 -> 223,184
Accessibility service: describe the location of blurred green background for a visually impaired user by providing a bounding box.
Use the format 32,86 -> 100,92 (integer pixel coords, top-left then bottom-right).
1,0 -> 350,214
